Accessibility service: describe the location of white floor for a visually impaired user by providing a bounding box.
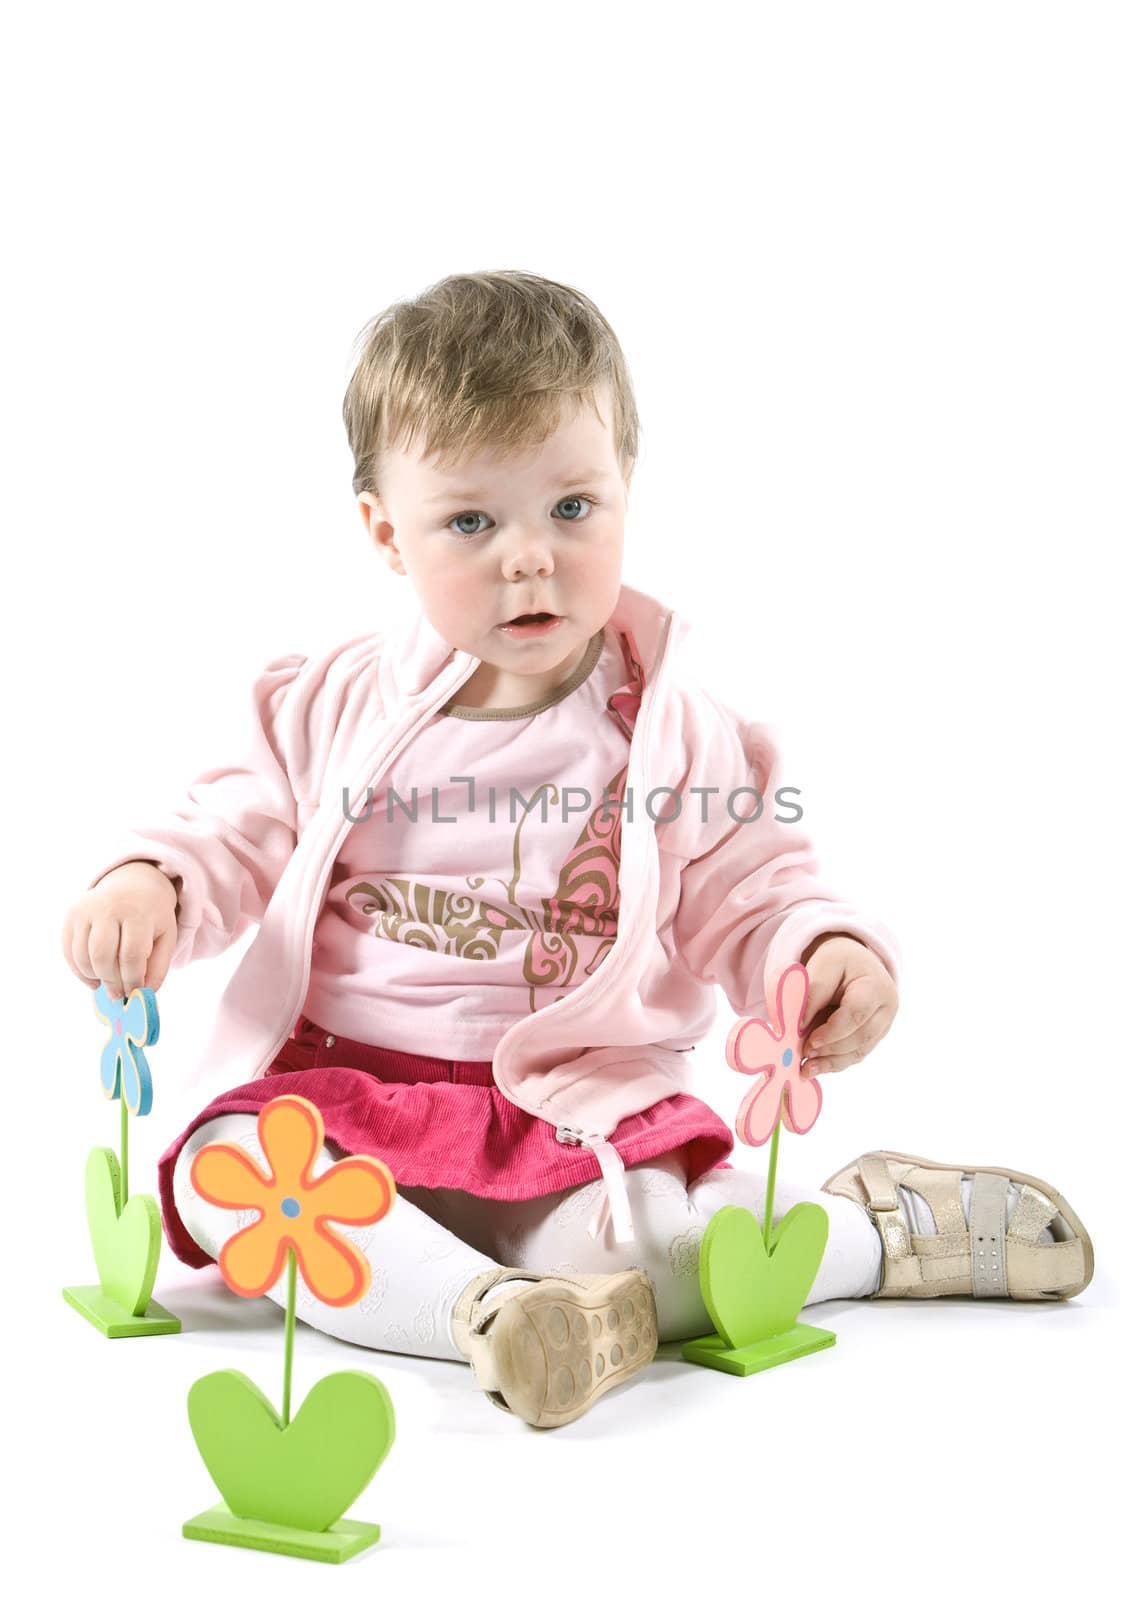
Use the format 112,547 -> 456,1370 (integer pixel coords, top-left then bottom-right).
26,1243 -> 1127,1599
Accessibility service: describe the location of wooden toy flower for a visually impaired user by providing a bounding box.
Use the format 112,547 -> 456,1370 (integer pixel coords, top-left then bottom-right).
683,961 -> 834,1377
65,981 -> 180,1338
190,1095 -> 396,1306
725,962 -> 822,1146
94,981 -> 158,1116
184,1093 -> 399,1557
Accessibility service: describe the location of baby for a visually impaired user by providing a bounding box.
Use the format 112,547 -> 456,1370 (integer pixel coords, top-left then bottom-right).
62,269 -> 1093,1429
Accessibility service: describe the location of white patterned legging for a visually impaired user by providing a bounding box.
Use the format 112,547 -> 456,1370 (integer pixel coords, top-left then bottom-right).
173,1114 -> 882,1361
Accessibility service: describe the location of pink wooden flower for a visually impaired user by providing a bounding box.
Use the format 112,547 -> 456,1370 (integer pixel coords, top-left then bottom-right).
725,963 -> 822,1146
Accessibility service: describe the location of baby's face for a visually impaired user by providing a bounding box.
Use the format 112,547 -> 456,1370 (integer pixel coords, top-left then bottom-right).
359,387 -> 629,707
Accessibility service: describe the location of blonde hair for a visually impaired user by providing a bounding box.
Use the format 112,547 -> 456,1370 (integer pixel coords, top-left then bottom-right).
342,269 -> 641,500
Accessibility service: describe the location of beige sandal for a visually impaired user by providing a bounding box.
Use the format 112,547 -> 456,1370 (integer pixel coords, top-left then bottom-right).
451,1266 -> 658,1427
822,1150 -> 1094,1300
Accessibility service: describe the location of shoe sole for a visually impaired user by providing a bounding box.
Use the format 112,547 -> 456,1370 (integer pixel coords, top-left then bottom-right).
822,1148 -> 1095,1298
484,1269 -> 658,1428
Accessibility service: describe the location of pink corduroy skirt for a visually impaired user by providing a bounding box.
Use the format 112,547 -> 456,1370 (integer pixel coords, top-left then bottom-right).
157,1013 -> 735,1268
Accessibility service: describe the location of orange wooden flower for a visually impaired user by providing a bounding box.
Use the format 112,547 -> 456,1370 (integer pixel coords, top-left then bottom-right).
189,1094 -> 396,1307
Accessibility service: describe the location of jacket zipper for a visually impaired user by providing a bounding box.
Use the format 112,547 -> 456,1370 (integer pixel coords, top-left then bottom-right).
496,611 -> 677,1128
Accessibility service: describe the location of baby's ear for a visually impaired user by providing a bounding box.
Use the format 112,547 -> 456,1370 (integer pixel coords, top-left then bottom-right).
358,495 -> 404,571
357,491 -> 381,540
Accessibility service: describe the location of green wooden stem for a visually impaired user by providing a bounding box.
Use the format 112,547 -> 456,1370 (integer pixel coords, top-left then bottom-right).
120,1090 -> 129,1208
763,1085 -> 787,1251
282,1248 -> 297,1427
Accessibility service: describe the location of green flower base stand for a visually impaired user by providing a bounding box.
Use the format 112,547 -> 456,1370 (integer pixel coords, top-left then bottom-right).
184,1367 -> 395,1564
681,1203 -> 836,1376
182,1505 -> 380,1565
61,1283 -> 182,1339
63,1146 -> 181,1338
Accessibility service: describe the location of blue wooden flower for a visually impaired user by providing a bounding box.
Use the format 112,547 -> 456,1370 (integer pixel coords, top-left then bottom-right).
94,982 -> 159,1116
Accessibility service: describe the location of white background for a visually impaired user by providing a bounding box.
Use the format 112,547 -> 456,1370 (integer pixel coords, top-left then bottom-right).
4,3 -> 1134,1595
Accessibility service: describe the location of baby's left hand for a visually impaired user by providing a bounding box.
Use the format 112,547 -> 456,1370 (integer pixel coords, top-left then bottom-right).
798,934 -> 898,1078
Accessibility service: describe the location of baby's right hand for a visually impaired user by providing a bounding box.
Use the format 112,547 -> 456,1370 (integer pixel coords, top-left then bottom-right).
62,860 -> 179,1000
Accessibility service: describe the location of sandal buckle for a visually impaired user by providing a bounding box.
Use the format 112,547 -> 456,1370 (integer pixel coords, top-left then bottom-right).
858,1154 -> 902,1213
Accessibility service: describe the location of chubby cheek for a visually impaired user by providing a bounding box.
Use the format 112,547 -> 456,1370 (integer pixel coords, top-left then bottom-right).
419,557 -> 480,633
568,520 -> 623,593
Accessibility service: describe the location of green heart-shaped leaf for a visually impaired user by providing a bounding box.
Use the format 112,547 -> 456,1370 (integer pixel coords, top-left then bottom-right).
700,1203 -> 830,1347
85,1146 -> 161,1316
188,1369 -> 396,1532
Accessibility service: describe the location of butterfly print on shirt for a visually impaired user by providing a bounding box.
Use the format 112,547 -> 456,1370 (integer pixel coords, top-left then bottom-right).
344,761 -> 631,1013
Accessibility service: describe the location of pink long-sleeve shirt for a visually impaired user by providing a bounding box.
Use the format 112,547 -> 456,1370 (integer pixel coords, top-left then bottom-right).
302,624 -> 640,1054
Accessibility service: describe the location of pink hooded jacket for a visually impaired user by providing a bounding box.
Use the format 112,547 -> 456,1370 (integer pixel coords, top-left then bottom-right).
88,582 -> 900,1244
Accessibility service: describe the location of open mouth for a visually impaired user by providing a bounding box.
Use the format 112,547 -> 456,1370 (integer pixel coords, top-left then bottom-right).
497,612 -> 562,633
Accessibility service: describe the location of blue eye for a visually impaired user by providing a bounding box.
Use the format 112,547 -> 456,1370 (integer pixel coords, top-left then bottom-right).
554,495 -> 596,522
445,495 -> 597,538
448,511 -> 490,537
